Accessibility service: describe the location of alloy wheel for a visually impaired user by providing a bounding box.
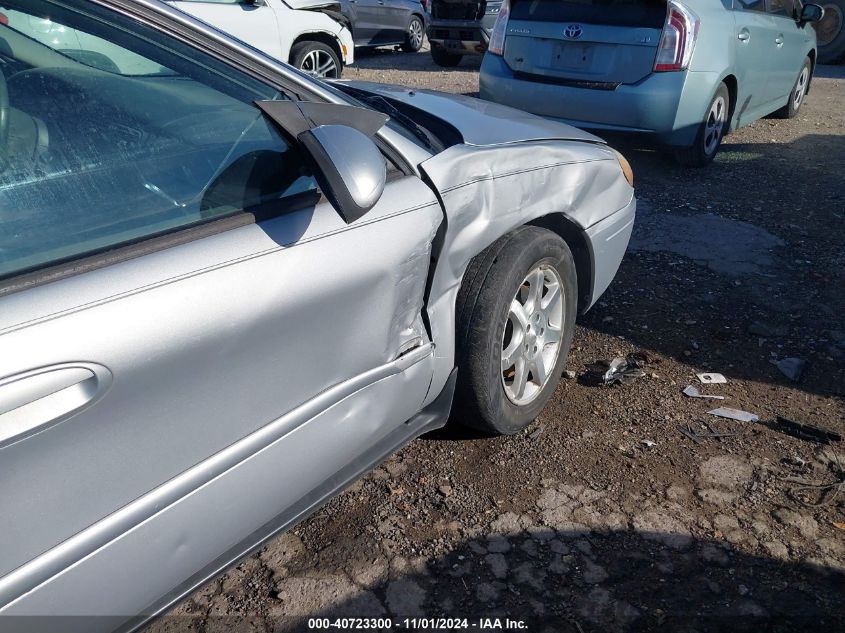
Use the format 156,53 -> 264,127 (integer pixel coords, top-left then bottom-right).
794,66 -> 810,110
703,95 -> 727,156
501,264 -> 565,406
409,18 -> 424,50
300,49 -> 339,78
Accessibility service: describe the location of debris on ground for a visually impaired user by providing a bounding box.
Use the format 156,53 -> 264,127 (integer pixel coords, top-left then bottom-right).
696,372 -> 727,384
770,416 -> 843,444
683,385 -> 726,400
641,439 -> 656,448
563,370 -> 577,380
771,357 -> 806,382
678,423 -> 744,444
782,456 -> 810,472
584,353 -> 649,386
708,407 -> 759,423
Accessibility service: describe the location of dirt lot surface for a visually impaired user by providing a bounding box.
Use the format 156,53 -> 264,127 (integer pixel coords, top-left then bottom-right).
149,49 -> 845,633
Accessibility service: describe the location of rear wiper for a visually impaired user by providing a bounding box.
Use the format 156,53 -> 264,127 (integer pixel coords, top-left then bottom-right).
359,94 -> 440,152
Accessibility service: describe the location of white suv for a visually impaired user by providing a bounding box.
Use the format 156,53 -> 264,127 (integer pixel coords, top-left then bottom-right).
168,0 -> 355,77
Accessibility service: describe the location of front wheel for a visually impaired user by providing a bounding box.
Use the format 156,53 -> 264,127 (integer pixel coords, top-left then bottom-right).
775,57 -> 812,119
453,227 -> 577,436
290,41 -> 341,79
402,15 -> 425,52
673,82 -> 730,168
431,46 -> 462,67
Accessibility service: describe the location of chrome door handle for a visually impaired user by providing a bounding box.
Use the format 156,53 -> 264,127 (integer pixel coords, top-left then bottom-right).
0,363 -> 112,448
737,30 -> 750,42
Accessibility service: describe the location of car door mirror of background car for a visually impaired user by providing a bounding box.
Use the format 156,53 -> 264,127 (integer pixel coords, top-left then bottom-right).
799,3 -> 824,24
255,100 -> 389,223
298,124 -> 387,223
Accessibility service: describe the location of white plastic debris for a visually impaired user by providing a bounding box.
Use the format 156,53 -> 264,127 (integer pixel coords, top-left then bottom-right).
696,373 -> 727,384
708,407 -> 759,423
640,439 -> 657,448
683,385 -> 726,400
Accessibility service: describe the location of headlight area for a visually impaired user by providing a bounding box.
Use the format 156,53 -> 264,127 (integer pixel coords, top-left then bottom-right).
612,149 -> 634,187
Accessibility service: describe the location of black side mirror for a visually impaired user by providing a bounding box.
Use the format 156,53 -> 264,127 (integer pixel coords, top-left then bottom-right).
799,3 -> 824,24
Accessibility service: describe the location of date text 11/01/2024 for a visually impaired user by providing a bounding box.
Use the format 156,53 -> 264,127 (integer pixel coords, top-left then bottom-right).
307,618 -> 529,630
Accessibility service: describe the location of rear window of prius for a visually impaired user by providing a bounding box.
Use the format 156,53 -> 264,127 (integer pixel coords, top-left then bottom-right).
509,0 -> 667,29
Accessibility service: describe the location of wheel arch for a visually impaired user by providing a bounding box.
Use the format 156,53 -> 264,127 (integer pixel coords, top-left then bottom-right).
527,214 -> 592,314
290,31 -> 345,67
807,48 -> 816,94
721,74 -> 738,129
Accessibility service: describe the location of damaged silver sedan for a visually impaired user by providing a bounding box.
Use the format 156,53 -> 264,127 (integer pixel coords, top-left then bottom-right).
0,0 -> 634,630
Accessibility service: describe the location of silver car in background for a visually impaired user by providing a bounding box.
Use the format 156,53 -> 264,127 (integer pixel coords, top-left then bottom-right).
0,0 -> 634,630
480,0 -> 824,166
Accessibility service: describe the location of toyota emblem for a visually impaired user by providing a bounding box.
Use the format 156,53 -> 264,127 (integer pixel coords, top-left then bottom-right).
564,24 -> 583,39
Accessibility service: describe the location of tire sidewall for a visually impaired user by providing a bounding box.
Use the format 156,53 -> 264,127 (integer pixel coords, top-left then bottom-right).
816,0 -> 845,63
431,46 -> 462,66
461,230 -> 577,435
698,83 -> 730,162
405,16 -> 424,52
787,58 -> 812,117
292,41 -> 341,79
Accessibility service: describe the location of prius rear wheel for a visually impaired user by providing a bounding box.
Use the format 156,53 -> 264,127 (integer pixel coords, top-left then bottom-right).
674,82 -> 729,168
454,227 -> 577,436
775,57 -> 812,119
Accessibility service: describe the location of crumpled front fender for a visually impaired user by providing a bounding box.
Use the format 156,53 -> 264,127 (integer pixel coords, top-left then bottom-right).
420,139 -> 634,407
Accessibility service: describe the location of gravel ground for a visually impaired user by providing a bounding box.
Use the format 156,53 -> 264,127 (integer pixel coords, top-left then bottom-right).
148,48 -> 845,633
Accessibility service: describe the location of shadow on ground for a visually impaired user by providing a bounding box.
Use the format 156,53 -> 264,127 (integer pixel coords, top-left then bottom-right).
152,526 -> 845,633
571,131 -> 844,402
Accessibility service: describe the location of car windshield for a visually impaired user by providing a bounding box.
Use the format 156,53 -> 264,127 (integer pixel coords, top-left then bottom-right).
0,5 -> 178,76
0,0 -> 324,279
330,83 -> 450,153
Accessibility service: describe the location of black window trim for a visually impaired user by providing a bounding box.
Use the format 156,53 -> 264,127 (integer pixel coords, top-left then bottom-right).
0,191 -> 322,298
766,0 -> 802,18
733,0 -> 768,12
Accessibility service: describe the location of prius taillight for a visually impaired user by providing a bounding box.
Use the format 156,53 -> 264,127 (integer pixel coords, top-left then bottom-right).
654,1 -> 700,72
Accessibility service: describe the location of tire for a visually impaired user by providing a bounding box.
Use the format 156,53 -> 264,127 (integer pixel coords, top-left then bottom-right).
431,46 -> 462,67
290,41 -> 341,79
775,57 -> 812,119
673,82 -> 730,168
402,15 -> 425,53
453,226 -> 577,436
815,0 -> 845,64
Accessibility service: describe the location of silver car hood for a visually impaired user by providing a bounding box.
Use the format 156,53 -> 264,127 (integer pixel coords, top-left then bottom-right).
340,81 -> 604,147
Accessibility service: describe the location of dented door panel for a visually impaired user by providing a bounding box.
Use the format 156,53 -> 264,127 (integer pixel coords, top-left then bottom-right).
0,176 -> 441,588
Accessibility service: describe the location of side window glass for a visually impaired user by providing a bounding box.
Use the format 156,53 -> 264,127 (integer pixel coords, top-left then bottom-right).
736,0 -> 768,11
767,0 -> 798,17
0,0 -> 318,280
